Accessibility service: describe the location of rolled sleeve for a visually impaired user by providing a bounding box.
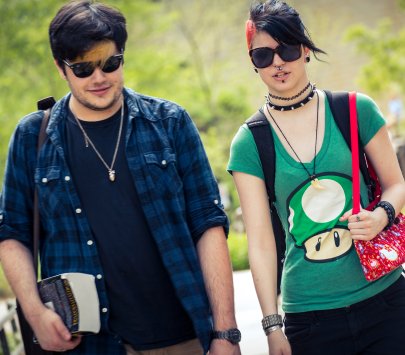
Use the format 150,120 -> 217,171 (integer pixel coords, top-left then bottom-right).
174,110 -> 229,242
0,115 -> 40,249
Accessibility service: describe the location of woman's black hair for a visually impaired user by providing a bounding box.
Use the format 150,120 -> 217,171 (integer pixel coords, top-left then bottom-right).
250,0 -> 326,59
49,0 -> 127,68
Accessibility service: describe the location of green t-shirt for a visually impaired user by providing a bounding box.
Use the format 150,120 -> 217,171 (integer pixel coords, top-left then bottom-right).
228,92 -> 402,312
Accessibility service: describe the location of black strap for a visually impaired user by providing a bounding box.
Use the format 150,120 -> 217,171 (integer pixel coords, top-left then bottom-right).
324,91 -> 375,203
246,110 -> 276,203
246,110 -> 284,293
33,107 -> 52,274
16,105 -> 53,355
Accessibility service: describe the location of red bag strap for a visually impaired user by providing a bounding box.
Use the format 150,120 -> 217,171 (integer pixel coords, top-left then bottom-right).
349,92 -> 361,214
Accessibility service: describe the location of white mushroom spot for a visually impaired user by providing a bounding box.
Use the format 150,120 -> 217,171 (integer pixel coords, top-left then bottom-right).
301,179 -> 346,223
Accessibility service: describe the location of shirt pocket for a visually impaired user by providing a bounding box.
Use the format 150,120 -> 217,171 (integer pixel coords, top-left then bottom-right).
35,166 -> 66,218
144,148 -> 183,198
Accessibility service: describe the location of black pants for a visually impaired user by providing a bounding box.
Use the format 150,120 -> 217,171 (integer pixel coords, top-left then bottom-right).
284,275 -> 405,355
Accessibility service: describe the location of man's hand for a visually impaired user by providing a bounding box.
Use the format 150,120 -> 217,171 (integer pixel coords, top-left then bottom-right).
27,306 -> 81,352
209,339 -> 241,355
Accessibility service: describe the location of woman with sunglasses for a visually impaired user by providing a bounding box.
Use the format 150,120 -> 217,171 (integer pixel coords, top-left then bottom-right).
228,1 -> 405,354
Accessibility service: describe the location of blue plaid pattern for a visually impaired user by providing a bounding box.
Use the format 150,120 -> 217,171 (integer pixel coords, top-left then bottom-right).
0,88 -> 228,354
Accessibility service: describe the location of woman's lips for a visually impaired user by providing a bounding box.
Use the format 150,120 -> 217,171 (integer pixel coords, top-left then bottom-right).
273,72 -> 289,81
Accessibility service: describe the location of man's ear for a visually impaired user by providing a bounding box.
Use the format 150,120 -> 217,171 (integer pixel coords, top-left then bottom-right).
54,59 -> 67,80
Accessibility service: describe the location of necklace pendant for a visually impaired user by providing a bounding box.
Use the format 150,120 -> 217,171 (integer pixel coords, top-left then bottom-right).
109,170 -> 116,182
311,177 -> 324,190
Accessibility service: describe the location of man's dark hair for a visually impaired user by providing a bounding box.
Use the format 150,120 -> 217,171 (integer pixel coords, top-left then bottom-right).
250,0 -> 326,59
49,0 -> 127,68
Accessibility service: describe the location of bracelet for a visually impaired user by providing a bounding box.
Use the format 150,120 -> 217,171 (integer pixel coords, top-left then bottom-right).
264,324 -> 282,336
262,314 -> 283,335
373,201 -> 395,230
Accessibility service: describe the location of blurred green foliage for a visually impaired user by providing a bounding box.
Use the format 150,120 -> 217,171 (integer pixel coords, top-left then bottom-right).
345,21 -> 405,95
344,0 -> 405,96
228,232 -> 249,271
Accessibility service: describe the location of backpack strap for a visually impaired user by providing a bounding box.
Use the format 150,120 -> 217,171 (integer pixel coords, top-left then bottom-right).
324,91 -> 375,203
33,99 -> 54,274
246,110 -> 285,294
246,110 -> 276,203
33,109 -> 51,274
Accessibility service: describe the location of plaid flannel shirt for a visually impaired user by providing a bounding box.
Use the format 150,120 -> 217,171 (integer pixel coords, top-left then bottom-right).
0,88 -> 229,354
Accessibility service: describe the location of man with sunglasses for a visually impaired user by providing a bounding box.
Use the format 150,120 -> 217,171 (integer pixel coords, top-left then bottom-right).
0,1 -> 240,354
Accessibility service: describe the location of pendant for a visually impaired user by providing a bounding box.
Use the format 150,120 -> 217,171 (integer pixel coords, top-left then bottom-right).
109,170 -> 116,182
311,178 -> 324,190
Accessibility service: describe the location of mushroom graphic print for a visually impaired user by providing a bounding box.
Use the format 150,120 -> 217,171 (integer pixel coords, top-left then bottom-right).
287,173 -> 354,262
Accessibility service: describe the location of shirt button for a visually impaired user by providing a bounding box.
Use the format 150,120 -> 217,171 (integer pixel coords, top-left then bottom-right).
87,240 -> 94,246
96,274 -> 102,280
0,214 -> 3,221
162,160 -> 168,166
64,176 -> 71,181
214,199 -> 219,205
41,178 -> 48,184
101,307 -> 108,313
75,208 -> 82,214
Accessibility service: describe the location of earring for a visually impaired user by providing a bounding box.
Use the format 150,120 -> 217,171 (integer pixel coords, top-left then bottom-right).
305,56 -> 310,63
254,67 -> 258,73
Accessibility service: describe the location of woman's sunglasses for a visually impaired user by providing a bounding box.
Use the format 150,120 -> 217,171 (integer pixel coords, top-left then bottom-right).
63,54 -> 124,78
249,44 -> 301,68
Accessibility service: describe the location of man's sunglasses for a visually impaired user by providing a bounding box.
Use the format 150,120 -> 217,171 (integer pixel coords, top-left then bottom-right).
63,54 -> 124,78
249,44 -> 301,68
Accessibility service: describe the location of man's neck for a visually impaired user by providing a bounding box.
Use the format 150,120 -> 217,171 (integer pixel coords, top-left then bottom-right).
69,95 -> 123,122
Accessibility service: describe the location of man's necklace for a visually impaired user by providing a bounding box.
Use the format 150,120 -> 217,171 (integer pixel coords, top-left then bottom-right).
73,103 -> 124,182
265,90 -> 324,189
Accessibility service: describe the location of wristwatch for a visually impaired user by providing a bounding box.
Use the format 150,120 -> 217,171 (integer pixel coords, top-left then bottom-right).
212,328 -> 241,344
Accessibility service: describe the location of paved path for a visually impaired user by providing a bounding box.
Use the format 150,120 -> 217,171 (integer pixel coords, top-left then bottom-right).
234,270 -> 267,355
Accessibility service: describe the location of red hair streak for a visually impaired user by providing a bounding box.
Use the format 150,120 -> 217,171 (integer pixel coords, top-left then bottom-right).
245,20 -> 256,50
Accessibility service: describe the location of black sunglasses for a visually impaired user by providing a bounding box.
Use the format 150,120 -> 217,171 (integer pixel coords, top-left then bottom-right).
63,54 -> 124,78
249,44 -> 301,68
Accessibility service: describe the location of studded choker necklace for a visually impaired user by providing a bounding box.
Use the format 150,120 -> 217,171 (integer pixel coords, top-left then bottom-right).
266,83 -> 316,111
267,82 -> 311,101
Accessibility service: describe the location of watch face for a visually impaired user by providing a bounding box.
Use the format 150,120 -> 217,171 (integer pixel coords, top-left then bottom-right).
227,328 -> 241,344
213,328 -> 241,344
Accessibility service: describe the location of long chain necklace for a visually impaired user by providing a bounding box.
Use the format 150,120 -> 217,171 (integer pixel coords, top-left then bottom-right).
73,103 -> 124,182
266,83 -> 316,111
267,82 -> 311,101
265,90 -> 324,189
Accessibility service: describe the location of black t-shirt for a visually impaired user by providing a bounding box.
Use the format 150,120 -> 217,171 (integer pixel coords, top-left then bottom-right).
64,103 -> 195,349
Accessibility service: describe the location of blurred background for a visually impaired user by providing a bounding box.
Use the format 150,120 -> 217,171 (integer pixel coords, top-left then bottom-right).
0,0 -> 404,342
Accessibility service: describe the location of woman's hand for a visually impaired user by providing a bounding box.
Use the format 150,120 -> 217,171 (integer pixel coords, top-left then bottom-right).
339,207 -> 388,241
267,329 -> 292,355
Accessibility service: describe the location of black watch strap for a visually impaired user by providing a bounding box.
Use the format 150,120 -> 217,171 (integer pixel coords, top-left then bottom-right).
212,328 -> 241,345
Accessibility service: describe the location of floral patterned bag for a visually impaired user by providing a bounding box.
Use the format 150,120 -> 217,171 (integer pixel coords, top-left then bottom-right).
350,92 -> 405,281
